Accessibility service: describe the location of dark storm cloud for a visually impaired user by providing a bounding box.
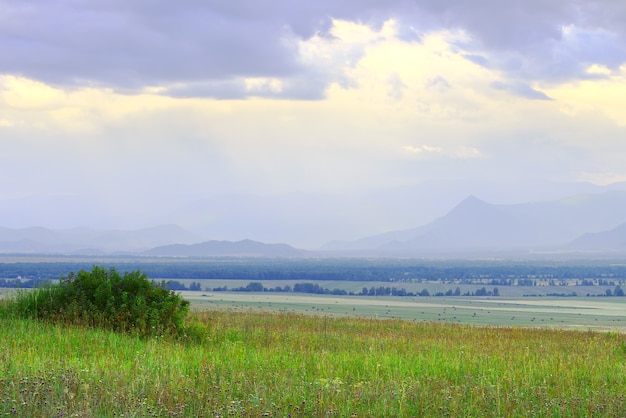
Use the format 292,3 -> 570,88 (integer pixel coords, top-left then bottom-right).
0,0 -> 392,98
414,0 -> 626,83
0,1 -> 302,87
1,0 -> 625,98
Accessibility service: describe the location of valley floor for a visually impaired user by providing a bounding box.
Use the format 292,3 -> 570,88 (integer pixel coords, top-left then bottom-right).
185,291 -> 626,331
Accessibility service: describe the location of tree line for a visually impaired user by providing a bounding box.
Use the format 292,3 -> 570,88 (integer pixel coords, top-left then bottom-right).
5,258 -> 626,286
210,282 -> 502,297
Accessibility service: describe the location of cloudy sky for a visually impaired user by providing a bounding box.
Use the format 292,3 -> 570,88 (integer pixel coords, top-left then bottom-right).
2,0 -> 626,235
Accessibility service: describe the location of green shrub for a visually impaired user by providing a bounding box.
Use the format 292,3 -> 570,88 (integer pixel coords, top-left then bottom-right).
1,266 -> 190,338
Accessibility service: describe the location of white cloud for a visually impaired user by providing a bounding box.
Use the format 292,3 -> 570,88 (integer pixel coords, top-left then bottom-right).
244,78 -> 284,94
405,145 -> 443,156
586,64 -> 612,76
404,145 -> 483,160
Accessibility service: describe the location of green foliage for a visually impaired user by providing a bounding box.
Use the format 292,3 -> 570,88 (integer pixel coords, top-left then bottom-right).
1,266 -> 190,337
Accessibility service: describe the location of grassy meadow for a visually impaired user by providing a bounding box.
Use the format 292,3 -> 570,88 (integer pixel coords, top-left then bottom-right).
2,307 -> 626,416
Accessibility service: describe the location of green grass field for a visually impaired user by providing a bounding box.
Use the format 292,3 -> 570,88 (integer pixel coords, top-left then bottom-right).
2,306 -> 626,416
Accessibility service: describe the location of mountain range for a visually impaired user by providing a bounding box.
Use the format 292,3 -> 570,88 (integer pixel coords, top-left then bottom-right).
0,225 -> 200,255
324,191 -> 626,256
3,187 -> 626,258
3,179 -> 626,249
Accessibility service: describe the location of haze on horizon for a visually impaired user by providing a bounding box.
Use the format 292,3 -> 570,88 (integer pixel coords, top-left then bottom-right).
2,1 -> 626,247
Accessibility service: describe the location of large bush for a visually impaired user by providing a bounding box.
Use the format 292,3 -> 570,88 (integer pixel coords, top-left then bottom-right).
2,266 -> 190,337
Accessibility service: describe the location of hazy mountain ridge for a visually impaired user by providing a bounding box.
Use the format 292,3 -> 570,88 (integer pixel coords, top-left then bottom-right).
3,186 -> 626,257
325,191 -> 626,256
0,226 -> 305,257
569,223 -> 626,250
158,180 -> 626,249
379,196 -> 530,252
145,239 -> 307,257
3,180 -> 626,249
0,225 -> 200,254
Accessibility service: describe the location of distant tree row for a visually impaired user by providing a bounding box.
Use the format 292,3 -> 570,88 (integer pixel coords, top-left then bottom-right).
605,285 -> 625,297
0,278 -> 51,288
210,282 -> 501,298
162,280 -> 202,291
0,277 -> 203,291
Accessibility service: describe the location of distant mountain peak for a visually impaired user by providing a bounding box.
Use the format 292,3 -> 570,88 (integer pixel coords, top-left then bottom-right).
463,194 -> 482,201
457,194 -> 489,206
444,195 -> 501,220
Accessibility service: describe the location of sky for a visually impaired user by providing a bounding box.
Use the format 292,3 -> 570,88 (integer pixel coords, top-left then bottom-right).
2,0 -> 626,238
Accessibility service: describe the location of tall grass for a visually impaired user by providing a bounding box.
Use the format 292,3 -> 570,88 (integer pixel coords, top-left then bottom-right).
1,308 -> 626,416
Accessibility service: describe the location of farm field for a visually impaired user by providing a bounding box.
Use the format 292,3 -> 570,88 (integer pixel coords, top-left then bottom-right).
185,291 -> 626,331
166,277 -> 617,298
4,285 -> 626,330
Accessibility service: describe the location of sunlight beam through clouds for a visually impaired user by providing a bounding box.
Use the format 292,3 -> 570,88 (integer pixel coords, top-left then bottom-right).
1,0 -> 626,239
